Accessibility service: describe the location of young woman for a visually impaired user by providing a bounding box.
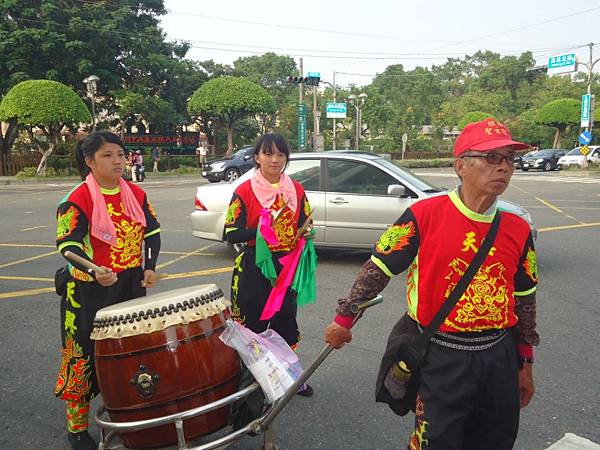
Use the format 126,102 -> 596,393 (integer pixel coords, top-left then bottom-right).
225,133 -> 317,397
54,131 -> 161,450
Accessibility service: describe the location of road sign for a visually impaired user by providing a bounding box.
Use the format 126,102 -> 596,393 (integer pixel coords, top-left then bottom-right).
547,54 -> 577,75
581,94 -> 591,127
298,103 -> 307,149
326,102 -> 347,119
580,145 -> 590,156
579,130 -> 592,145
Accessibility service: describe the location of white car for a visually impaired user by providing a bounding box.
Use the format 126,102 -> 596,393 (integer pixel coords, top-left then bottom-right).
557,146 -> 600,168
191,152 -> 537,251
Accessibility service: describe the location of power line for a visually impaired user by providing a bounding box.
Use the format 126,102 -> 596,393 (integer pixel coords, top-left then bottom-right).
164,9 -> 461,44
424,5 -> 600,52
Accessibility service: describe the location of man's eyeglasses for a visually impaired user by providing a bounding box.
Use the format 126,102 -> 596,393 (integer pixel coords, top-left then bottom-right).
461,153 -> 516,165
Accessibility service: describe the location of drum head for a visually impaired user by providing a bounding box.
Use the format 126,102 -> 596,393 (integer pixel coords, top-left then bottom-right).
91,284 -> 230,340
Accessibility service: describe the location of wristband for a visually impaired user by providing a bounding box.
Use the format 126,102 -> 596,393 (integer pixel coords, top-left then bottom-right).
520,356 -> 534,364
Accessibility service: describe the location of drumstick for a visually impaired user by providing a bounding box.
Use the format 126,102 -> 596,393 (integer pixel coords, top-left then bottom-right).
64,250 -> 108,275
294,213 -> 313,241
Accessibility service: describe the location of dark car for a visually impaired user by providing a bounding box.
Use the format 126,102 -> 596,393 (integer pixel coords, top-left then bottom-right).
201,146 -> 255,182
520,149 -> 567,171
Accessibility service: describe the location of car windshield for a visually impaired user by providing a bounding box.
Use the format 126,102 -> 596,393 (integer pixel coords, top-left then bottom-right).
232,148 -> 250,159
530,150 -> 553,157
567,147 -> 585,156
375,158 -> 445,192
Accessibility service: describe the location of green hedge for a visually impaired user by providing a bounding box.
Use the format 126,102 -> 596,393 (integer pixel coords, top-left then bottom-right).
394,158 -> 454,168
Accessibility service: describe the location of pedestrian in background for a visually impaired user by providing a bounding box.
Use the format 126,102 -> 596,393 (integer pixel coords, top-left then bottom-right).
152,146 -> 161,173
197,143 -> 208,168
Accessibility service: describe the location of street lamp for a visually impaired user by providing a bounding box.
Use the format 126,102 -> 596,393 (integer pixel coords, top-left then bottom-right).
83,75 -> 99,131
347,92 -> 367,150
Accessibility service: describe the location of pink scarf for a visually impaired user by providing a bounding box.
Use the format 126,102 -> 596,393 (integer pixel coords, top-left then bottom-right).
85,174 -> 147,246
251,170 -> 298,214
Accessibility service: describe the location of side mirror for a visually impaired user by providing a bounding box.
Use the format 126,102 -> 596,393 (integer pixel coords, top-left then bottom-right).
243,155 -> 252,161
387,184 -> 408,197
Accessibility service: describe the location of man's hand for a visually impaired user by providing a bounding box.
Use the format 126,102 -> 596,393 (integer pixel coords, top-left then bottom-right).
96,267 -> 118,287
519,363 -> 535,408
141,269 -> 157,288
325,322 -> 352,349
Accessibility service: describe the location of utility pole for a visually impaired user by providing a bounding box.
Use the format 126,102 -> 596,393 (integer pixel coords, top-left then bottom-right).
587,43 -> 595,134
299,58 -> 304,105
313,85 -> 319,150
332,71 -> 337,150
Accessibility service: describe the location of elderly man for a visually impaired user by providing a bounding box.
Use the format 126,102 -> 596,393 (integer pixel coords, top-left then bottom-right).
325,118 -> 539,450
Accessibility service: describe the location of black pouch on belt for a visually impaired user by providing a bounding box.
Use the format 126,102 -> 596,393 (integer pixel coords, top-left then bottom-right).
375,312 -> 422,416
54,266 -> 69,296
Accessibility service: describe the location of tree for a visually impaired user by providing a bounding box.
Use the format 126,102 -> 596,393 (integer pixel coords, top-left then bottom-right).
0,80 -> 90,175
535,98 -> 580,148
0,0 -> 190,135
188,77 -> 274,155
458,111 -> 495,130
114,91 -> 177,137
233,53 -> 297,130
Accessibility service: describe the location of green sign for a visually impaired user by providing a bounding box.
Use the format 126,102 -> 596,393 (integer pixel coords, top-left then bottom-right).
547,54 -> 576,75
581,94 -> 591,127
298,103 -> 307,149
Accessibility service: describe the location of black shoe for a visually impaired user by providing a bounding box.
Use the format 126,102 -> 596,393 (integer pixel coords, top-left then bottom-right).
296,383 -> 314,397
68,431 -> 97,450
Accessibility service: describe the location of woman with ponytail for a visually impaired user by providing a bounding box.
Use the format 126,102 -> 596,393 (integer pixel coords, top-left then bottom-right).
224,133 -> 318,397
54,131 -> 161,449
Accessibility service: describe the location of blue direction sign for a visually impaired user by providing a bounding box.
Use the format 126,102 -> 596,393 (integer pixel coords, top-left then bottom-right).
579,130 -> 592,145
326,102 -> 347,119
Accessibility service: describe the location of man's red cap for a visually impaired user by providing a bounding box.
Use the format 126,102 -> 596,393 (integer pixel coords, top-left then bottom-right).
454,118 -> 529,158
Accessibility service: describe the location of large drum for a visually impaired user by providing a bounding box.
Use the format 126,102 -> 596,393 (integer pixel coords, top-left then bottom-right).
91,284 -> 241,449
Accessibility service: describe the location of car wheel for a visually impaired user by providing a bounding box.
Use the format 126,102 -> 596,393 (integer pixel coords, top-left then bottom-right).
225,168 -> 240,182
522,168 -> 529,172
543,161 -> 552,171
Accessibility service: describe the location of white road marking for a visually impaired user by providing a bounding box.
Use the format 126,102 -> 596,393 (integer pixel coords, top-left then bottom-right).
545,433 -> 600,450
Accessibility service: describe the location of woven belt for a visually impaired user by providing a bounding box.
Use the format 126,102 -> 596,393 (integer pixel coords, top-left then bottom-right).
429,329 -> 507,351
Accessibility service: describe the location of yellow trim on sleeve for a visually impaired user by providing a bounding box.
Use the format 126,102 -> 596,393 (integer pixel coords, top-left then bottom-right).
370,255 -> 393,278
514,286 -> 537,296
57,241 -> 83,253
144,228 -> 160,238
225,227 -> 238,234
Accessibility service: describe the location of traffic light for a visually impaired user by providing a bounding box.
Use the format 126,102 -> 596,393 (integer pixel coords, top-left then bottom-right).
287,73 -> 321,86
287,76 -> 308,84
306,72 -> 320,86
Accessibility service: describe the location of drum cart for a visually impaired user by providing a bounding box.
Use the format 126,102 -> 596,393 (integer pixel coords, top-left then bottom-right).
95,296 -> 382,450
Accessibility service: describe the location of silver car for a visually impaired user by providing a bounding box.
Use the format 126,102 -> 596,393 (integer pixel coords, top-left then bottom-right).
191,151 -> 537,250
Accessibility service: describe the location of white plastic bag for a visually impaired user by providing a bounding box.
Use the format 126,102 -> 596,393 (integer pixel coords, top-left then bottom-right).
219,320 -> 303,403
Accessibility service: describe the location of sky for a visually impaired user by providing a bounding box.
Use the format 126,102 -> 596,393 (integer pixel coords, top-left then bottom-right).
160,0 -> 600,88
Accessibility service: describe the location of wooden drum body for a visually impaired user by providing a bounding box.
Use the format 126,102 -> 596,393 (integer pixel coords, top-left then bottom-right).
92,285 -> 241,449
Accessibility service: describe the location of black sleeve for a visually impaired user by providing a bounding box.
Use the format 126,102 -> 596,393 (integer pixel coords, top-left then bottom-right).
56,201 -> 95,275
224,192 -> 257,244
144,232 -> 161,271
226,227 -> 257,244
371,208 -> 420,275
